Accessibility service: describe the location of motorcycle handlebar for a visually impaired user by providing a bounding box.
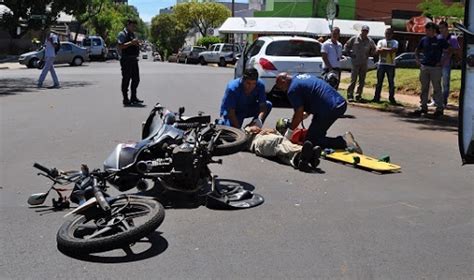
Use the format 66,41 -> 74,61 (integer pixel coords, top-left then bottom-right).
33,162 -> 57,177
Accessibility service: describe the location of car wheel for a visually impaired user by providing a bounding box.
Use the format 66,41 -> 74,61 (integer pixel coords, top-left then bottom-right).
218,58 -> 226,67
71,56 -> 83,66
28,58 -> 39,68
199,57 -> 207,65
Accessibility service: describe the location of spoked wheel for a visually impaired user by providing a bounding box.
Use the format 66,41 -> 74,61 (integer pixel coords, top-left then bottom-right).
212,125 -> 248,156
57,196 -> 165,254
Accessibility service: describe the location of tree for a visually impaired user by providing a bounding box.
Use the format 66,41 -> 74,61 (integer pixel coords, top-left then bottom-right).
417,0 -> 464,22
0,0 -> 89,38
174,1 -> 230,37
150,13 -> 187,58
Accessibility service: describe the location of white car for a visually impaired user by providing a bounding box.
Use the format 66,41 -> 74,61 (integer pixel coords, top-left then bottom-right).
82,36 -> 107,60
198,43 -> 241,67
339,55 -> 376,71
235,36 -> 324,93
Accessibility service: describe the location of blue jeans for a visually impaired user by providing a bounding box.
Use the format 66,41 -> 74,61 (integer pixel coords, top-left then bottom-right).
441,66 -> 451,105
374,64 -> 395,100
219,101 -> 273,128
305,102 -> 347,149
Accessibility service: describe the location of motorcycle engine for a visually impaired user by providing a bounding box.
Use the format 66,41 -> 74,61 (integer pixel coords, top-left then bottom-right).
171,142 -> 200,190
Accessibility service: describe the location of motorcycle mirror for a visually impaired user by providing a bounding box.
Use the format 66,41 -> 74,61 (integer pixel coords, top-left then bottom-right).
27,193 -> 48,206
179,107 -> 185,116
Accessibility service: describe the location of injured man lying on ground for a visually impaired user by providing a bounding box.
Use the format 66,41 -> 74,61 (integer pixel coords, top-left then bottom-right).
244,121 -> 322,172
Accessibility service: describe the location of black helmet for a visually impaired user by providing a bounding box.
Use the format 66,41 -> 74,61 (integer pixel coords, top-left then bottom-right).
242,68 -> 259,81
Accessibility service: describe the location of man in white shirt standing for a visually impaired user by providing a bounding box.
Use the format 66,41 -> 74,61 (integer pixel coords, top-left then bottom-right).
321,27 -> 342,89
373,28 -> 398,104
37,29 -> 60,88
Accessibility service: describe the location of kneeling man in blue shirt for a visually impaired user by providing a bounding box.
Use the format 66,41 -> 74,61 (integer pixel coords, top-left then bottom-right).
275,73 -> 362,153
219,68 -> 272,128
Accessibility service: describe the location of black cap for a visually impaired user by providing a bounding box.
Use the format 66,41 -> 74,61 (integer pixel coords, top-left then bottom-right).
242,68 -> 259,81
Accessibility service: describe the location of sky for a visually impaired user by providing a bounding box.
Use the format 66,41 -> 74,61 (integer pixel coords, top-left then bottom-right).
128,0 -> 248,23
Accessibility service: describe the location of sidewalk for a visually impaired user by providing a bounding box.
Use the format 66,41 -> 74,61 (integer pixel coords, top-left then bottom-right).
338,77 -> 458,125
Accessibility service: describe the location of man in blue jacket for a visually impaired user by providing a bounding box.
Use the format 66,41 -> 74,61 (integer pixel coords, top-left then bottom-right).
219,68 -> 272,128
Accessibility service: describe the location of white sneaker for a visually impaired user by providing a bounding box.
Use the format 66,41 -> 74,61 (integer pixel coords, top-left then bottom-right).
343,131 -> 363,154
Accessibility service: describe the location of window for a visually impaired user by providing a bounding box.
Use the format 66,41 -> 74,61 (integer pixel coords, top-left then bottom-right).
193,47 -> 206,52
92,38 -> 102,46
222,45 -> 233,52
82,39 -> 91,46
247,40 -> 265,58
265,40 -> 321,57
61,44 -> 72,51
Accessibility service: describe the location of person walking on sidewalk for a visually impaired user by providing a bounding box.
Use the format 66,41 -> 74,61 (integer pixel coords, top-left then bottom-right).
344,25 -> 376,102
373,28 -> 398,104
438,21 -> 460,106
321,27 -> 343,90
37,29 -> 60,88
414,22 -> 450,117
117,19 -> 143,106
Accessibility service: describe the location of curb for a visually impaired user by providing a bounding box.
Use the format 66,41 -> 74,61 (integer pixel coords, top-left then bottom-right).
348,102 -> 458,125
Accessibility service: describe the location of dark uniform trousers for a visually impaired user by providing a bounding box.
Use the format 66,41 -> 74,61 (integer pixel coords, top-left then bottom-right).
120,56 -> 140,100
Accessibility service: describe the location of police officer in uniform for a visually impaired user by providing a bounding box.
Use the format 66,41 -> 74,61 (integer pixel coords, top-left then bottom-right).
117,19 -> 143,105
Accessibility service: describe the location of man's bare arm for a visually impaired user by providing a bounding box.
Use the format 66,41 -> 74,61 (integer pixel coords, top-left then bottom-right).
227,109 -> 240,128
289,106 -> 305,130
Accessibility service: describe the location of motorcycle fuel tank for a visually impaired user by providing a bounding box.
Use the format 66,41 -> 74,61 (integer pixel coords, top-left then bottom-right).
104,140 -> 149,171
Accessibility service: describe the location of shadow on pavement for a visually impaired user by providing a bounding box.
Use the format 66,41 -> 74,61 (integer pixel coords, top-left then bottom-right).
0,78 -> 92,96
60,231 -> 168,263
140,178 -> 257,210
388,109 -> 458,133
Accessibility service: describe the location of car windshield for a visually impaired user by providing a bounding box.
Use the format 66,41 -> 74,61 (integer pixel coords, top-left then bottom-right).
265,40 -> 321,57
83,39 -> 91,46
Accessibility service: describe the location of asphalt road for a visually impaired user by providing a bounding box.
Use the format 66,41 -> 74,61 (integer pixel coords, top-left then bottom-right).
1,59 -> 473,280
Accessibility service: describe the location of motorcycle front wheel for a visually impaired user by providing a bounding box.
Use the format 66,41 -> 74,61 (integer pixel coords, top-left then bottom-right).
57,196 -> 165,254
212,125 -> 248,156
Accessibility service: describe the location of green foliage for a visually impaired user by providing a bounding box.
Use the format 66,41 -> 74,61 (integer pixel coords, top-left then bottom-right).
150,13 -> 187,58
84,0 -> 148,46
174,1 -> 230,37
196,36 -> 221,48
0,0 -> 91,38
417,0 -> 464,20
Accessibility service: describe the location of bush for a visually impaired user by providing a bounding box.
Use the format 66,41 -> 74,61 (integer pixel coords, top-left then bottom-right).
196,36 -> 221,48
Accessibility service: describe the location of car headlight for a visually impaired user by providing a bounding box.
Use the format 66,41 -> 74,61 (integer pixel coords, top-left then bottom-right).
19,56 -> 25,60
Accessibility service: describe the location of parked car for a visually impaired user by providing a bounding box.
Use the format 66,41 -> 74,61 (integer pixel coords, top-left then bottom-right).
82,36 -> 107,60
235,36 -> 324,93
198,43 -> 242,67
142,53 -> 148,59
106,48 -> 119,60
339,55 -> 376,71
167,53 -> 178,63
395,52 -> 423,68
153,52 -> 162,62
177,46 -> 207,64
18,42 -> 89,68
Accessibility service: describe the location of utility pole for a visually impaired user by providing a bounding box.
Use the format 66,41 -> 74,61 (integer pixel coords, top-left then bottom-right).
232,0 -> 235,17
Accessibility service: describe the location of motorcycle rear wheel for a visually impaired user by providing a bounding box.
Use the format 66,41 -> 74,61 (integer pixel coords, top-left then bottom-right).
57,196 -> 165,254
212,125 -> 248,156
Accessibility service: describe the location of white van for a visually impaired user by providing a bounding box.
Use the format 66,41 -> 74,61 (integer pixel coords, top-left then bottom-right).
82,36 -> 108,60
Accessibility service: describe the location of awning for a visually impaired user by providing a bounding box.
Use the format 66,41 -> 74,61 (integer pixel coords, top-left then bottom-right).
219,17 -> 331,36
331,19 -> 388,39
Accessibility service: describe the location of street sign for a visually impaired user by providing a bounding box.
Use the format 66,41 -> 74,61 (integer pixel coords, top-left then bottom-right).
326,0 -> 337,21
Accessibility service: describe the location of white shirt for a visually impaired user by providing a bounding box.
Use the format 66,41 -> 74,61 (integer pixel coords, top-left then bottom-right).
377,39 -> 398,66
44,33 -> 58,58
321,39 -> 342,69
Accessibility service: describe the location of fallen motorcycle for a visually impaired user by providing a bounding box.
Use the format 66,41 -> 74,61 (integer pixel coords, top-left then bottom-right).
105,103 -> 263,208
28,103 -> 263,253
28,163 -> 165,254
